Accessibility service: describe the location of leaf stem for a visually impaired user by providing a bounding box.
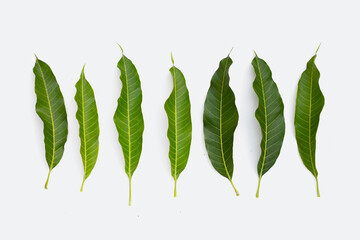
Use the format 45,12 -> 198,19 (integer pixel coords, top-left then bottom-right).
128,177 -> 132,206
174,179 -> 177,197
229,179 -> 239,196
316,177 -> 320,197
44,169 -> 52,189
256,176 -> 262,198
80,178 -> 85,192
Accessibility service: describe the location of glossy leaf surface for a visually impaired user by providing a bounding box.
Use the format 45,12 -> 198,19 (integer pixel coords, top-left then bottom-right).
75,66 -> 100,192
252,54 -> 285,198
295,48 -> 324,197
203,54 -> 239,195
113,47 -> 144,205
164,54 -> 192,197
33,57 -> 68,189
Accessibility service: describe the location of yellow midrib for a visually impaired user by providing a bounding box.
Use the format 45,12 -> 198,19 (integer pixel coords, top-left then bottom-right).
122,57 -> 132,177
219,57 -> 232,180
308,61 -> 316,176
256,57 -> 268,178
172,67 -> 178,180
81,73 -> 87,178
36,60 -> 55,171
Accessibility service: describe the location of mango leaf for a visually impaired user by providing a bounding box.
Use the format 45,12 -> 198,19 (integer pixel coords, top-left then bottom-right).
203,52 -> 239,195
164,54 -> 192,197
252,53 -> 285,198
294,46 -> 324,197
75,66 -> 100,192
113,46 -> 144,205
33,56 -> 68,189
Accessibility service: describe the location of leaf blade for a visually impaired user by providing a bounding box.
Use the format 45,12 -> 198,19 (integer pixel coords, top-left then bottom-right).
295,51 -> 324,197
33,57 -> 68,189
164,56 -> 192,197
203,55 -> 239,195
113,49 -> 144,205
75,66 -> 100,192
252,55 -> 285,197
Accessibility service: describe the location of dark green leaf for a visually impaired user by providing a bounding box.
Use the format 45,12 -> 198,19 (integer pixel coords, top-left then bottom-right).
294,47 -> 324,197
75,66 -> 100,192
203,52 -> 239,195
252,54 -> 285,198
33,56 -> 68,189
164,54 -> 192,197
113,46 -> 144,205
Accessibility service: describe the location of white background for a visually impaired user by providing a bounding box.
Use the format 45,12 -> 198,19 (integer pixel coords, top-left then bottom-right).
0,0 -> 358,239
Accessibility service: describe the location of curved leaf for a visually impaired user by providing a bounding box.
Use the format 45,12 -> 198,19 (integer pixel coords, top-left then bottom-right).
75,66 -> 100,192
164,54 -> 192,197
294,47 -> 324,197
203,53 -> 239,195
252,54 -> 285,198
113,47 -> 144,205
33,56 -> 68,189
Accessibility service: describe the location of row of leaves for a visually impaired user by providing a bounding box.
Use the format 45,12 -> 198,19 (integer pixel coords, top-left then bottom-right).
33,46 -> 324,205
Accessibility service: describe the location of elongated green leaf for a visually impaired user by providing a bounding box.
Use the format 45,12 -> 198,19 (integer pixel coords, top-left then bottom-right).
164,54 -> 192,197
203,52 -> 239,195
252,54 -> 285,198
113,47 -> 144,205
33,56 -> 68,189
75,66 -> 100,192
295,47 -> 324,197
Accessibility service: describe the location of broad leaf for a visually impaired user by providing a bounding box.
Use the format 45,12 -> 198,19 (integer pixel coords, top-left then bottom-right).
294,47 -> 324,197
113,46 -> 144,205
252,54 -> 285,198
203,52 -> 239,195
164,54 -> 192,197
75,66 -> 100,192
33,56 -> 68,189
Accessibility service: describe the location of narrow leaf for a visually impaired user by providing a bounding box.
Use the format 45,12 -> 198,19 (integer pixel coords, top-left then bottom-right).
113,47 -> 144,205
203,52 -> 239,195
164,54 -> 192,197
294,47 -> 324,197
75,66 -> 100,192
252,54 -> 285,198
33,56 -> 68,189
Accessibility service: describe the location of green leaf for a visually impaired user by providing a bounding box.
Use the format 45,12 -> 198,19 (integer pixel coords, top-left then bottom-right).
203,52 -> 239,196
75,66 -> 100,192
33,56 -> 68,189
164,54 -> 192,197
252,54 -> 285,198
294,46 -> 324,197
113,46 -> 144,205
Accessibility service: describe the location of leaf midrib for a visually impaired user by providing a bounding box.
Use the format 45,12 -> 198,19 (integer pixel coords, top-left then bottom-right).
172,67 -> 178,180
219,57 -> 232,181
80,73 -> 87,177
36,60 -> 55,171
255,57 -> 268,179
122,56 -> 132,178
308,60 -> 316,176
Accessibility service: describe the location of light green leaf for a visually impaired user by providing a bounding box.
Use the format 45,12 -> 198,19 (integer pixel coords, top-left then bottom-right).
164,54 -> 192,197
113,47 -> 144,205
252,54 -> 285,198
75,66 -> 100,192
294,46 -> 324,197
203,52 -> 239,196
33,56 -> 68,189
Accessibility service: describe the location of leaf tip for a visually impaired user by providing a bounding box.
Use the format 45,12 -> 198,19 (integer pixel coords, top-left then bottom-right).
171,52 -> 174,65
117,43 -> 124,54
316,43 -> 321,54
228,47 -> 234,57
253,50 -> 258,57
34,53 -> 39,60
82,64 -> 86,73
